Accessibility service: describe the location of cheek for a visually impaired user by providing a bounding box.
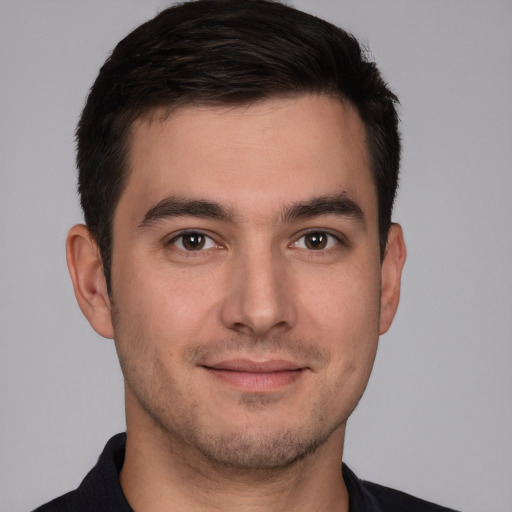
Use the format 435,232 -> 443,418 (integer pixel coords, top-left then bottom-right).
297,263 -> 381,382
113,254 -> 224,347
297,262 -> 382,335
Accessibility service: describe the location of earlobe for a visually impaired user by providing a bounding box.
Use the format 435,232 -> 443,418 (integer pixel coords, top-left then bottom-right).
379,223 -> 407,335
66,224 -> 114,339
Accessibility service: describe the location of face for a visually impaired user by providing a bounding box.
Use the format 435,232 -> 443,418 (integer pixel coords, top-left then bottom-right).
104,95 -> 402,470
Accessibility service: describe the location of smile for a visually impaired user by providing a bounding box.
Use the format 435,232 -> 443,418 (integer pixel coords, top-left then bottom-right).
202,359 -> 307,391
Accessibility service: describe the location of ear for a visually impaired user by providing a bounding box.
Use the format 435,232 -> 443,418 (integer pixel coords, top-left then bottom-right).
379,223 -> 407,335
66,224 -> 114,339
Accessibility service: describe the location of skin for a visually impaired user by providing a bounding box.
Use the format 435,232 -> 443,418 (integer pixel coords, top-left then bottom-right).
67,94 -> 406,512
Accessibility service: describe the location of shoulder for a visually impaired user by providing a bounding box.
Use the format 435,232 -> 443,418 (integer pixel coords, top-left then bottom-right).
31,433 -> 131,512
342,464 -> 461,512
32,491 -> 79,512
363,480 -> 461,512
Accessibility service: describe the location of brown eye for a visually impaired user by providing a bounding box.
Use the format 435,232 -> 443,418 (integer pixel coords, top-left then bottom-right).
182,233 -> 205,250
291,231 -> 340,251
171,232 -> 217,251
304,232 -> 328,250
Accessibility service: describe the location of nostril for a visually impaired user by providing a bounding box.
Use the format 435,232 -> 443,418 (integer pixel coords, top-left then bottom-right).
230,322 -> 255,336
273,320 -> 290,331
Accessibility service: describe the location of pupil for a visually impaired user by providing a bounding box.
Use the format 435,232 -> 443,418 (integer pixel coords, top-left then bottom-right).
183,233 -> 204,250
306,233 -> 327,250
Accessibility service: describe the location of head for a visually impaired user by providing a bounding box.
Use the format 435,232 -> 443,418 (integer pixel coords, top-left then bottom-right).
76,0 -> 400,291
68,0 -> 406,473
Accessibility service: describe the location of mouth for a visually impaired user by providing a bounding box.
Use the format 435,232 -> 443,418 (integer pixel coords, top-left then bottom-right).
202,359 -> 307,391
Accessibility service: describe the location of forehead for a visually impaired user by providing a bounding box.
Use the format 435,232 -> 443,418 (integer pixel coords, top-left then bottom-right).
117,95 -> 376,226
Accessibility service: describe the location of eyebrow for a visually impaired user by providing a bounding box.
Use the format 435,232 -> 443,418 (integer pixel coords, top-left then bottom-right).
281,193 -> 365,225
138,197 -> 236,230
138,192 -> 365,231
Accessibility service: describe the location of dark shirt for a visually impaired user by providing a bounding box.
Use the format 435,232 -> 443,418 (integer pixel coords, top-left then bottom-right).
33,433 -> 460,512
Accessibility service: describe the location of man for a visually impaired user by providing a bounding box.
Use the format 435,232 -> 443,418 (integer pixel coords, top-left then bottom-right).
35,0 -> 458,510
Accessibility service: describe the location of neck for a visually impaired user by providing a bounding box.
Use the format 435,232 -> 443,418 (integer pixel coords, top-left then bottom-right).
120,402 -> 349,512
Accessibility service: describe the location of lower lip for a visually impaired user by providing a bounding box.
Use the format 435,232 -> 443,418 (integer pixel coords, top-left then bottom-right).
205,368 -> 304,391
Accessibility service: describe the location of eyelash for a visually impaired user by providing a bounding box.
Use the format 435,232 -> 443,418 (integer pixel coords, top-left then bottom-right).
291,230 -> 346,252
167,229 -> 346,254
168,231 -> 219,252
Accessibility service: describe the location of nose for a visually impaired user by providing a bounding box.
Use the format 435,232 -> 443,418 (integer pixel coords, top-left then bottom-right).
220,244 -> 297,337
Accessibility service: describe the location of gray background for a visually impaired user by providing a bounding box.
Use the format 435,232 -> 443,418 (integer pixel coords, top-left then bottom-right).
1,1 -> 511,511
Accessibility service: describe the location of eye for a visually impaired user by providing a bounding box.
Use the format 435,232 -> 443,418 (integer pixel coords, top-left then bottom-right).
292,231 -> 340,251
169,231 -> 218,251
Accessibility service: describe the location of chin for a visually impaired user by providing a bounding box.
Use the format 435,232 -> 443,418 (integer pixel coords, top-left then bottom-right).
182,413 -> 344,472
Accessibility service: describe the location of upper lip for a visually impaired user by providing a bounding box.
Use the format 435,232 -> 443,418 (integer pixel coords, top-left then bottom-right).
203,359 -> 305,372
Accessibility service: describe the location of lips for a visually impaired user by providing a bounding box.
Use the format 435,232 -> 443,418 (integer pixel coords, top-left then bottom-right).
206,359 -> 304,372
202,359 -> 306,391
